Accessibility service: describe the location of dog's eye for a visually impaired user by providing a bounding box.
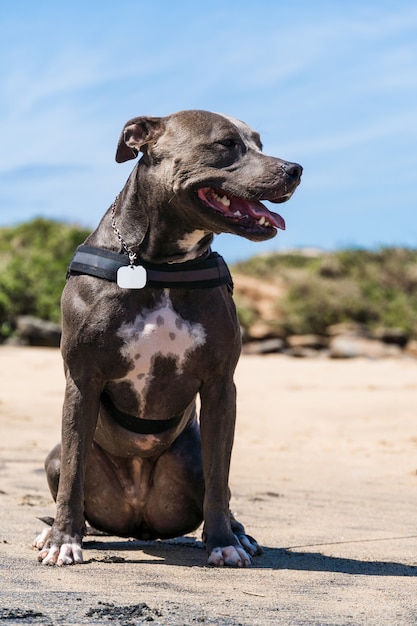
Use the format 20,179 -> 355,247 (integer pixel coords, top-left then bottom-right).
218,138 -> 237,148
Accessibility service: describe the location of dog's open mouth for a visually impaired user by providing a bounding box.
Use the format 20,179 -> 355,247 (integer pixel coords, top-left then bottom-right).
197,188 -> 286,232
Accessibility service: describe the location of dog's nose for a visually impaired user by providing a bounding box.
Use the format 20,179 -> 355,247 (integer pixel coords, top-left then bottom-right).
282,162 -> 303,182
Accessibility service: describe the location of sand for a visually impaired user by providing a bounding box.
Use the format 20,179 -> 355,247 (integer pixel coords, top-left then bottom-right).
1,346 -> 417,625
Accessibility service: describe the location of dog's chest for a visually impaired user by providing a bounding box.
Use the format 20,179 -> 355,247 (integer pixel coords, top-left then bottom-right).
116,292 -> 206,403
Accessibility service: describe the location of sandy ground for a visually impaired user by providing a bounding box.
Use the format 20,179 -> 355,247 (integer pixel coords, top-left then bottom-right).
1,346 -> 417,625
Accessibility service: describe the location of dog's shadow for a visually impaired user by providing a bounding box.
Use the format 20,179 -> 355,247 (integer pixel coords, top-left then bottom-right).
83,537 -> 417,576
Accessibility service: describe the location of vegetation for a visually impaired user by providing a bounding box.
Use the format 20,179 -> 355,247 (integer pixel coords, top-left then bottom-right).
234,248 -> 417,338
0,219 -> 90,340
0,218 -> 416,342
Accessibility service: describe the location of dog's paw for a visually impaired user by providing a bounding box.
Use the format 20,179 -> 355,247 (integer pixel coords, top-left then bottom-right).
33,527 -> 51,550
37,542 -> 83,566
207,545 -> 252,567
34,527 -> 83,566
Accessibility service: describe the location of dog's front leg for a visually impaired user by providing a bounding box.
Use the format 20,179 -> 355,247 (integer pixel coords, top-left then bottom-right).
36,374 -> 100,566
199,377 -> 253,567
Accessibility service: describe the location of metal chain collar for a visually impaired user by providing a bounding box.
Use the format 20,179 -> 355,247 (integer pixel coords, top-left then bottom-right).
110,196 -> 137,266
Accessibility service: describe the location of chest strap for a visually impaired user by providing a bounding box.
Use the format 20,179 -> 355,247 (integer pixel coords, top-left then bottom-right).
67,244 -> 233,290
101,391 -> 183,435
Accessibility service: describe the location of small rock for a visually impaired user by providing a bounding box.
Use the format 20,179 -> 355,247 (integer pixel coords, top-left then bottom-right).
373,327 -> 409,347
245,320 -> 277,340
287,334 -> 328,350
327,322 -> 369,337
242,338 -> 285,355
285,346 -> 325,358
329,335 -> 401,359
16,316 -> 61,347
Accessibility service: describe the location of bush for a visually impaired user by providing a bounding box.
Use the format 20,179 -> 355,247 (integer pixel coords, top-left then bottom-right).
0,219 -> 90,340
233,248 -> 417,339
276,275 -> 367,336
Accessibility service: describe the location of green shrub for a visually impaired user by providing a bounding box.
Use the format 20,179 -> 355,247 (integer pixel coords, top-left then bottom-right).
233,248 -> 417,339
276,275 -> 367,335
234,251 -> 321,277
0,219 -> 90,340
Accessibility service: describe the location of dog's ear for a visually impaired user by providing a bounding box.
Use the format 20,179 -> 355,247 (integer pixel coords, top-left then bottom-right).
115,117 -> 164,163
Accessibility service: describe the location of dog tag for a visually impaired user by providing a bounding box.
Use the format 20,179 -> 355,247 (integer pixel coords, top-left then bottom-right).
117,264 -> 147,289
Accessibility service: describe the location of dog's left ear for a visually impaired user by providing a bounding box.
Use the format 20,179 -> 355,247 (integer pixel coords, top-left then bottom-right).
115,116 -> 165,163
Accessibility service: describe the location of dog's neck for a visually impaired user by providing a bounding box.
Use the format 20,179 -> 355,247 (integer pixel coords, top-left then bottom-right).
139,223 -> 214,264
89,186 -> 214,265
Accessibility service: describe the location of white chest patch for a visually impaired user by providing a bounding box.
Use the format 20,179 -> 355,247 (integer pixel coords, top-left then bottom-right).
117,292 -> 206,406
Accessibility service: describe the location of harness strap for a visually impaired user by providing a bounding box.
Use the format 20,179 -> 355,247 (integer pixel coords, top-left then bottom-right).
101,391 -> 183,435
67,244 -> 233,290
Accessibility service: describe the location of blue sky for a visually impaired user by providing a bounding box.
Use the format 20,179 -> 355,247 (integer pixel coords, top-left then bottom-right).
1,0 -> 416,262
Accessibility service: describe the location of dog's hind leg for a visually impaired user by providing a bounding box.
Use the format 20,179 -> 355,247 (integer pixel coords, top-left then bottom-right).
229,511 -> 262,557
43,443 -> 61,500
82,420 -> 204,542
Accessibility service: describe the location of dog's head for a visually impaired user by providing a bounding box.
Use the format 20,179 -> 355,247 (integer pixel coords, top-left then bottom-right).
115,110 -> 302,243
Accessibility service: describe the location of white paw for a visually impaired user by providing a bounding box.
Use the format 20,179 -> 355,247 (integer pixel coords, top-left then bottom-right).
33,527 -> 51,550
38,542 -> 83,566
208,545 -> 252,567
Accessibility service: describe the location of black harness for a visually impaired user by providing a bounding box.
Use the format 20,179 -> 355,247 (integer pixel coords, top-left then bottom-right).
67,244 -> 233,435
101,391 -> 184,435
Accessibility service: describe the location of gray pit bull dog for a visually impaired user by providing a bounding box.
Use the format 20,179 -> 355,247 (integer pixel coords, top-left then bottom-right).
34,110 -> 302,567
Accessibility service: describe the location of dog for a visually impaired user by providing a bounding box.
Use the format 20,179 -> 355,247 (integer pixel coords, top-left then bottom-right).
33,110 -> 302,567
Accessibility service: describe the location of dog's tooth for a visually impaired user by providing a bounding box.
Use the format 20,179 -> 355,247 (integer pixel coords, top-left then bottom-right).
234,210 -> 242,217
216,194 -> 231,207
213,191 -> 231,207
258,216 -> 266,226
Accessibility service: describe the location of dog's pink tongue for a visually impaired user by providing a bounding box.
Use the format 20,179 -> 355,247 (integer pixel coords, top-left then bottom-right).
231,196 -> 286,230
198,188 -> 285,230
